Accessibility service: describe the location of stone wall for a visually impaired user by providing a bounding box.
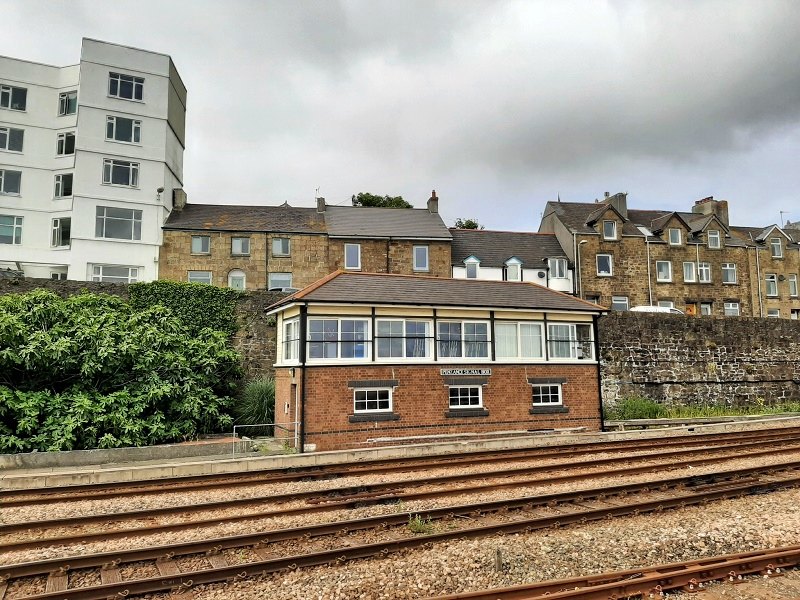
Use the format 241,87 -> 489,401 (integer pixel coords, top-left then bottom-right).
599,312 -> 800,407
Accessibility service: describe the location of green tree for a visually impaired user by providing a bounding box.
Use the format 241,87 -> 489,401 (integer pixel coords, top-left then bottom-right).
351,192 -> 412,208
454,218 -> 484,229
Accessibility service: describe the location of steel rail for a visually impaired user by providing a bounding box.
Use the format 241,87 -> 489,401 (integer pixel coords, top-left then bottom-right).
9,469 -> 800,600
427,546 -> 800,599
2,439 -> 799,552
4,426 -> 799,506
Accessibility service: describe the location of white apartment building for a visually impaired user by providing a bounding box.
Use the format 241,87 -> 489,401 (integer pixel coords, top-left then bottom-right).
0,38 -> 186,282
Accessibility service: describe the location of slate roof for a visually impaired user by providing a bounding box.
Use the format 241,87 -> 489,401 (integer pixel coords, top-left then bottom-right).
163,203 -> 325,234
449,229 -> 567,267
324,206 -> 451,239
269,271 -> 603,313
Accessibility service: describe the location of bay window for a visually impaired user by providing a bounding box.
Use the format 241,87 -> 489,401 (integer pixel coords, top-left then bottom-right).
376,319 -> 431,359
494,321 -> 543,359
437,321 -> 489,359
308,318 -> 369,360
547,323 -> 594,360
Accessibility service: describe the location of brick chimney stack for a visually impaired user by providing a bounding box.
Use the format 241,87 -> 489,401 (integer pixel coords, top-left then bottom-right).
427,189 -> 439,214
316,197 -> 326,213
172,188 -> 187,211
692,196 -> 729,227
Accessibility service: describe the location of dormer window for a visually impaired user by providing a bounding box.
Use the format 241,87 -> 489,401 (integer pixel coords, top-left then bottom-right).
602,220 -> 617,240
668,228 -> 681,245
548,257 -> 568,279
504,258 -> 522,282
464,256 -> 480,279
707,230 -> 721,249
770,237 -> 782,258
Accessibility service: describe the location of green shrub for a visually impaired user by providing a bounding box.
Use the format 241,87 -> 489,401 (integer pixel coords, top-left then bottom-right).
0,289 -> 242,452
605,396 -> 667,420
234,378 -> 275,434
605,396 -> 800,420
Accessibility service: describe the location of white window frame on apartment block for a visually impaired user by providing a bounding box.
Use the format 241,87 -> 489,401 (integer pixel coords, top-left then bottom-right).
789,274 -> 798,297
108,72 -> 144,101
707,230 -> 721,249
54,173 -> 73,198
611,296 -> 629,311
0,215 -> 23,245
722,263 -> 737,284
58,91 -> 77,116
0,169 -> 21,195
102,159 -> 139,187
596,254 -> 613,276
95,206 -> 142,241
413,245 -> 429,272
549,257 -> 568,279
282,318 -> 300,363
724,302 -> 740,316
51,217 -> 70,247
188,271 -> 212,285
448,386 -> 482,409
375,319 -> 432,360
494,321 -> 544,360
504,257 -> 522,281
765,273 -> 778,297
344,243 -> 361,270
668,228 -> 682,245
0,126 -> 23,152
56,132 -> 75,156
0,84 -> 27,111
437,320 -> 490,360
106,115 -> 141,144
531,383 -> 563,406
683,262 -> 696,283
602,220 -> 617,240
770,238 -> 783,258
307,317 -> 370,361
354,388 -> 392,413
191,235 -> 210,254
547,323 -> 594,361
698,262 -> 712,283
91,264 -> 139,283
656,260 -> 672,282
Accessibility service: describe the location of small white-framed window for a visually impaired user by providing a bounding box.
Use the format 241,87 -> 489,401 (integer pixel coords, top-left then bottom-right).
0,126 -> 24,152
51,217 -> 71,247
344,243 -> 361,270
413,245 -> 429,271
698,262 -> 712,283
767,309 -> 780,318
109,72 -> 144,101
188,271 -> 212,285
724,302 -> 740,316
495,321 -> 544,359
700,302 -> 713,316
106,116 -> 141,144
437,321 -> 490,359
54,173 -> 73,198
548,257 -> 568,279
95,206 -> 142,240
92,264 -> 139,283
504,258 -> 522,282
232,237 -> 250,255
354,388 -> 392,413
449,386 -> 482,408
58,91 -> 77,116
228,269 -> 246,290
0,169 -> 22,195
191,235 -> 210,254
308,318 -> 369,360
531,383 -> 562,405
658,300 -> 674,309
596,254 -> 613,276
0,84 -> 27,111
765,273 -> 778,297
376,319 -> 432,359
56,132 -> 75,156
668,228 -> 681,245
0,215 -> 23,245
547,323 -> 594,360
268,272 -> 293,290
102,159 -> 139,187
282,318 -> 300,362
272,237 -> 290,257
770,237 -> 783,258
656,261 -> 672,282
789,274 -> 798,297
611,296 -> 628,311
464,257 -> 480,279
707,230 -> 721,249
683,262 -> 696,283
602,220 -> 617,240
722,263 -> 737,284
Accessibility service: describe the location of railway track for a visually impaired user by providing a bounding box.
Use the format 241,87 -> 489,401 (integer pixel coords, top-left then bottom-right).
4,425 -> 800,507
3,435 -> 800,552
427,546 -> 800,599
3,461 -> 799,599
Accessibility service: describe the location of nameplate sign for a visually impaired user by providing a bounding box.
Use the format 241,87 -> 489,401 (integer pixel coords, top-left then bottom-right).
440,369 -> 492,376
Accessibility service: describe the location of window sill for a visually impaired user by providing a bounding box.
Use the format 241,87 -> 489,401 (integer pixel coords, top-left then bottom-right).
106,139 -> 142,146
108,95 -> 145,104
530,406 -> 569,414
190,253 -> 211,256
101,183 -> 139,190
272,254 -> 291,258
231,253 -> 251,257
349,413 -> 400,423
0,192 -> 21,197
445,408 -> 489,418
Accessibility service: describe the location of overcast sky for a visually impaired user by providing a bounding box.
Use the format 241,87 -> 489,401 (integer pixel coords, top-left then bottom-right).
5,1 -> 800,230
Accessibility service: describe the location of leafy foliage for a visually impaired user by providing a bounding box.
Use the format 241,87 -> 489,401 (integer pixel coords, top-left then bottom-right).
129,280 -> 240,337
351,192 -> 412,209
454,217 -> 484,229
0,289 -> 242,452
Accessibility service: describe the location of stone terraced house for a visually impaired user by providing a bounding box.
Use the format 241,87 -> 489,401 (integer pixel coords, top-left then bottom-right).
539,193 -> 800,319
268,271 -> 604,451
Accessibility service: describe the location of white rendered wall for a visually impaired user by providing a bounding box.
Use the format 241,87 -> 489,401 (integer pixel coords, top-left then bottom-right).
452,265 -> 575,293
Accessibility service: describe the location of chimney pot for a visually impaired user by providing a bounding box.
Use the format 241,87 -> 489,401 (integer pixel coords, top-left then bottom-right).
604,191 -> 610,198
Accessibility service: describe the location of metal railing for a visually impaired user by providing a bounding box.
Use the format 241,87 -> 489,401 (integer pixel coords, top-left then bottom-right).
231,422 -> 299,458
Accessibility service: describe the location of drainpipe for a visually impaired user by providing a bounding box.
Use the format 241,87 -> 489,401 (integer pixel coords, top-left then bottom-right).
755,246 -> 763,317
298,303 -> 308,453
577,240 -> 588,298
645,236 -> 653,305
592,313 -> 604,431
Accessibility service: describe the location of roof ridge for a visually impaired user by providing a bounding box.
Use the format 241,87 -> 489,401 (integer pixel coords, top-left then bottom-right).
292,269 -> 345,300
449,228 -> 556,236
